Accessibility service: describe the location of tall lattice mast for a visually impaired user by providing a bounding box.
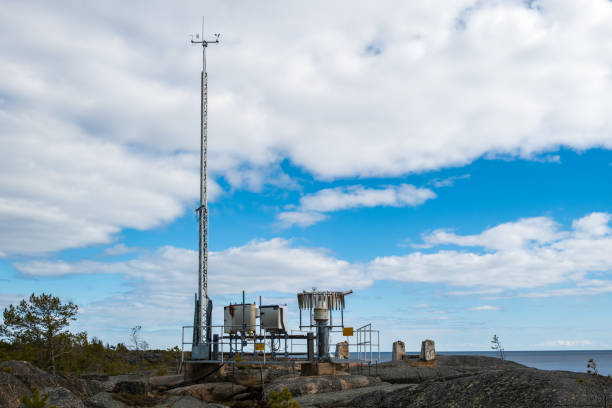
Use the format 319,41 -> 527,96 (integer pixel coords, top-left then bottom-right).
191,21 -> 220,349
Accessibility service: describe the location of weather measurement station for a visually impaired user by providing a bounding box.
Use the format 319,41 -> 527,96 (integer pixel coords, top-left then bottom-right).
182,21 -> 379,378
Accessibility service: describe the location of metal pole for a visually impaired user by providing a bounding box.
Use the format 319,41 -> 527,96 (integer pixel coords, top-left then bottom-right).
190,24 -> 220,352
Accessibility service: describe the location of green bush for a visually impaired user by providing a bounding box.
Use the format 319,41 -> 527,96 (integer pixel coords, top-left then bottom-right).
267,388 -> 300,408
22,387 -> 55,408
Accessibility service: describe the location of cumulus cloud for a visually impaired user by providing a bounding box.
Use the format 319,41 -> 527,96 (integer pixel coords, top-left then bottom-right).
422,216 -> 565,251
2,1 -> 612,254
0,112 -> 209,255
12,212 -> 612,345
370,213 -> 612,289
15,212 -> 612,294
15,238 -> 371,293
13,238 -> 370,344
279,184 -> 435,227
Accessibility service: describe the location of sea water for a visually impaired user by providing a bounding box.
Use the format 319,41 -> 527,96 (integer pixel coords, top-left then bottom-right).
355,350 -> 612,376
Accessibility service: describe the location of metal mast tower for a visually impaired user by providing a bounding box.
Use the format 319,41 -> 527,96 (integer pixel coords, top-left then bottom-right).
191,22 -> 220,358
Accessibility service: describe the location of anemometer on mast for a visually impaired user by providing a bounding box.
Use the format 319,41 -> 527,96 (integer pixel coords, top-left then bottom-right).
191,19 -> 220,359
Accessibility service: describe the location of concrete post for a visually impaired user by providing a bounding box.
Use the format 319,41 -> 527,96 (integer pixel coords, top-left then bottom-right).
307,332 -> 315,361
335,341 -> 349,359
392,340 -> 406,361
420,339 -> 436,361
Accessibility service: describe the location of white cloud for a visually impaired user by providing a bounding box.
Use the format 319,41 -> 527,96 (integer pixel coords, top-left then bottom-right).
277,211 -> 328,228
469,305 -> 499,311
572,212 -> 612,237
15,212 -> 612,294
0,293 -> 27,312
2,1 -> 612,254
11,212 -> 612,346
370,213 -> 612,290
14,238 -> 371,345
0,111 -> 215,256
538,339 -> 593,348
15,238 -> 371,294
103,244 -> 143,256
279,184 -> 435,227
428,174 -> 471,188
422,217 -> 566,250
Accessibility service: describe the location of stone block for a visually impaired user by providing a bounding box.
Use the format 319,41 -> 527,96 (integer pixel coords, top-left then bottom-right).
392,341 -> 405,361
420,339 -> 435,361
335,341 -> 349,359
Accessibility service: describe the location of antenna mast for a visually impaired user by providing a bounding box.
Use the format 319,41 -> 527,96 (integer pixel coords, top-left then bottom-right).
191,20 -> 220,355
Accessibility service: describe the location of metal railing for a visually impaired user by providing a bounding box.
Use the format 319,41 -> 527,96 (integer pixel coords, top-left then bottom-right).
354,323 -> 380,362
180,322 -> 380,371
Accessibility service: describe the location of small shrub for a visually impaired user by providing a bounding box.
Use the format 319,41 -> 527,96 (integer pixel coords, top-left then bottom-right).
267,388 -> 300,408
22,387 -> 55,408
575,358 -> 612,407
490,334 -> 505,360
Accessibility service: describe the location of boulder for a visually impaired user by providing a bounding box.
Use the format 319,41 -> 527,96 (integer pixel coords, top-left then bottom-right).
335,341 -> 349,359
84,392 -> 126,408
0,361 -> 48,376
420,339 -> 435,361
264,374 -> 380,399
80,373 -> 109,382
41,386 -> 84,408
0,370 -> 30,408
392,341 -> 405,361
112,378 -> 151,395
154,395 -> 229,408
167,382 -> 247,403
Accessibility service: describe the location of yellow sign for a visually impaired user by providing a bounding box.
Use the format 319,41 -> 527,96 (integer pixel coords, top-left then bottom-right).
343,327 -> 354,336
254,343 -> 265,351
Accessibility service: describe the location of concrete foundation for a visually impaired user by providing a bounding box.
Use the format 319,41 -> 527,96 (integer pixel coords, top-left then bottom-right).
301,362 -> 345,376
183,361 -> 225,381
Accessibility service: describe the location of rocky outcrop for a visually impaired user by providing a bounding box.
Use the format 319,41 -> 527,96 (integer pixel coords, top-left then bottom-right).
41,386 -> 85,408
264,374 -> 380,399
202,363 -> 298,387
167,382 -> 247,403
0,360 -> 105,399
0,370 -> 30,408
112,378 -> 151,395
84,392 -> 126,408
154,395 -> 229,407
150,374 -> 185,389
294,383 -> 414,408
349,354 -> 525,384
348,363 -> 612,407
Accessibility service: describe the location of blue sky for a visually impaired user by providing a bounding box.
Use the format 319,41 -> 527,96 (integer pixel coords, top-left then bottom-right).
1,0 -> 612,351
